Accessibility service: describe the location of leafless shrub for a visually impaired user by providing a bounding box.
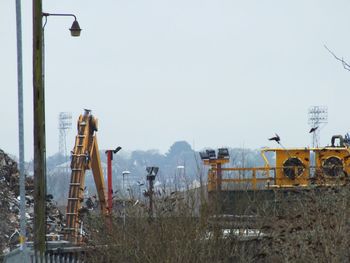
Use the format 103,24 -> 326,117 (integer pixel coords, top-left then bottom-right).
83,189 -> 270,263
82,182 -> 350,263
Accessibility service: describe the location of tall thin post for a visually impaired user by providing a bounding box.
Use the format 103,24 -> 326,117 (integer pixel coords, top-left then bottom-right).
149,178 -> 154,219
106,151 -> 113,211
145,167 -> 158,220
146,174 -> 155,219
15,0 -> 27,258
216,163 -> 222,191
123,173 -> 126,227
215,163 -> 222,214
33,0 -> 47,257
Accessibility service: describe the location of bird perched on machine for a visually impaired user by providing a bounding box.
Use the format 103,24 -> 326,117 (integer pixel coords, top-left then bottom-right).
269,133 -> 281,144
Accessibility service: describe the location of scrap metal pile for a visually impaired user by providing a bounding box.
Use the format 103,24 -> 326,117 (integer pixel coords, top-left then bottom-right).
0,149 -> 64,254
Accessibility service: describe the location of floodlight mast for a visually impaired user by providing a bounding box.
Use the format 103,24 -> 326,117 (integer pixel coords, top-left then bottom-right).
199,148 -> 230,191
308,106 -> 328,147
199,148 -> 230,215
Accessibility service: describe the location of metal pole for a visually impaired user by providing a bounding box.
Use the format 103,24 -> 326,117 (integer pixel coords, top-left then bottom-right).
123,173 -> 125,227
15,0 -> 27,259
33,0 -> 47,258
149,178 -> 154,219
216,163 -> 222,214
107,151 -> 113,211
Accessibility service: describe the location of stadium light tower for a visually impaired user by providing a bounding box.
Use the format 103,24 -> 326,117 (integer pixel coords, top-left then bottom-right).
308,106 -> 328,147
58,112 -> 72,156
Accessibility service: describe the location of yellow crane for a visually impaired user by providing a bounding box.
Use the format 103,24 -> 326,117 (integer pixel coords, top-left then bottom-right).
65,109 -> 108,243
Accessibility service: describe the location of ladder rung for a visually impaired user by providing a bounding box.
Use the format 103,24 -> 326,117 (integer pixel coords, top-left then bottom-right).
68,198 -> 79,200
79,121 -> 86,126
77,135 -> 86,138
72,154 -> 87,157
77,145 -> 84,147
66,213 -> 78,215
72,168 -> 82,171
69,183 -> 80,186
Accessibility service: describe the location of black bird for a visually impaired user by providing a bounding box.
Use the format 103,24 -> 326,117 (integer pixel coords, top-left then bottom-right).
268,133 -> 280,143
309,126 -> 318,133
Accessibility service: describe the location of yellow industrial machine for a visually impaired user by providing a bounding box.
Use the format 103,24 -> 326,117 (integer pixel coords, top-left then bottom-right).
65,109 -> 108,243
202,135 -> 350,192
262,148 -> 310,187
315,149 -> 349,178
201,136 -> 350,216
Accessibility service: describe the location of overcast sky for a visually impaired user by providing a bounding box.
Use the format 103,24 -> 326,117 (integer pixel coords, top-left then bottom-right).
1,0 -> 350,160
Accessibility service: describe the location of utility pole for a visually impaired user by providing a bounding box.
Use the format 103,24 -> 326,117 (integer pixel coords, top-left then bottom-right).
15,0 -> 27,260
33,0 -> 47,258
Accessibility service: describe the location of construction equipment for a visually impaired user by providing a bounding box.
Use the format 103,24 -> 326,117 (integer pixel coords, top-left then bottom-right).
201,135 -> 350,215
65,109 -> 108,243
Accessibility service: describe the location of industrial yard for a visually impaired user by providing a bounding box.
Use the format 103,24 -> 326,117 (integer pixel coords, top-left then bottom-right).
2,1 -> 350,262
2,110 -> 350,262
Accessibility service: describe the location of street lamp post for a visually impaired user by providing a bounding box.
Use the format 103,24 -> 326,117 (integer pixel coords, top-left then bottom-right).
42,13 -> 82,37
32,4 -> 81,257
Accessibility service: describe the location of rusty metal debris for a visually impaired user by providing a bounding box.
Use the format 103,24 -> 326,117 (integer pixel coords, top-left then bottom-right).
0,149 -> 64,254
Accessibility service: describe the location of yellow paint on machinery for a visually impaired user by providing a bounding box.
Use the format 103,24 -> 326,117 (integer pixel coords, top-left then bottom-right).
264,148 -> 310,187
204,158 -> 230,192
314,147 -> 350,178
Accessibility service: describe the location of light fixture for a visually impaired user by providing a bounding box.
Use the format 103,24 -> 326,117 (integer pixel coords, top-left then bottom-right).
217,148 -> 230,159
42,12 -> 82,37
70,19 -> 82,37
206,149 -> 216,160
199,151 -> 209,160
113,146 -> 122,154
146,167 -> 159,177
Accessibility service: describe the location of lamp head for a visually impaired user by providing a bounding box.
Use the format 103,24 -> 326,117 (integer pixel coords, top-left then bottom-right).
206,149 -> 217,160
217,148 -> 230,159
146,167 -> 159,176
70,20 -> 82,37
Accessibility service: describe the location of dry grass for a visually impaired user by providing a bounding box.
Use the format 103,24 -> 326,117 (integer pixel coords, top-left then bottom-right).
83,185 -> 350,263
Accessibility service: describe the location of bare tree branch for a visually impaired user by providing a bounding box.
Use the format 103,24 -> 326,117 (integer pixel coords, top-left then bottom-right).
324,45 -> 350,71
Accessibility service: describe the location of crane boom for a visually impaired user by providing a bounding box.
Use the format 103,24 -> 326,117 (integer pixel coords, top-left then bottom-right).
65,109 -> 108,243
